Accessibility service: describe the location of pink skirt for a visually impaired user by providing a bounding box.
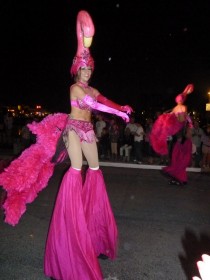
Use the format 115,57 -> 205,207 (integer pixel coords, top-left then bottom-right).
44,167 -> 118,280
163,139 -> 192,183
63,117 -> 97,143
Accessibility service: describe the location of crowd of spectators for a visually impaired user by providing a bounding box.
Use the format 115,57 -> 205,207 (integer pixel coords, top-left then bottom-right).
92,112 -> 210,170
0,109 -> 38,155
0,108 -> 210,170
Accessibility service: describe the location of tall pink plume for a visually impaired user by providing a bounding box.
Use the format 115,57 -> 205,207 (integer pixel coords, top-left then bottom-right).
70,10 -> 95,75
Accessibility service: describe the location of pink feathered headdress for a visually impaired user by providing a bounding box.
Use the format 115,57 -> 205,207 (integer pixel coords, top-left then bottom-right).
70,10 -> 95,76
175,84 -> 194,104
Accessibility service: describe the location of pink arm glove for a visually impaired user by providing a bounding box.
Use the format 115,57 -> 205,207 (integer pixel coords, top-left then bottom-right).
83,95 -> 130,122
97,94 -> 133,114
186,115 -> 193,128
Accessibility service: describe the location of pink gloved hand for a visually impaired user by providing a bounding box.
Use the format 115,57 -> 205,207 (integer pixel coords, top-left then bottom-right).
186,115 -> 193,128
121,105 -> 134,114
117,111 -> 130,123
192,254 -> 210,280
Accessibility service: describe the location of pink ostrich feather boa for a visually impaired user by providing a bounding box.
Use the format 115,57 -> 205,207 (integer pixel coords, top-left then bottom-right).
0,113 -> 68,226
150,113 -> 184,155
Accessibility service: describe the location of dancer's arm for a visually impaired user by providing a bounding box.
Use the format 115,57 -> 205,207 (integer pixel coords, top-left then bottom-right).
83,94 -> 130,122
96,93 -> 133,114
71,85 -> 131,122
186,114 -> 193,128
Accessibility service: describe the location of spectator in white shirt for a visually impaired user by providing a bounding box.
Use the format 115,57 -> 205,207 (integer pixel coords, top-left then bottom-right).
95,114 -> 106,140
133,121 -> 145,164
120,116 -> 137,162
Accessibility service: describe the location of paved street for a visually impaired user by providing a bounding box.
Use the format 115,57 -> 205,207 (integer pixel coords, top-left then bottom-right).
0,163 -> 210,280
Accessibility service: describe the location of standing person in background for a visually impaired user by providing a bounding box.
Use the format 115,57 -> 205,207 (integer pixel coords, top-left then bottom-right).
162,126 -> 193,185
144,118 -> 154,164
192,120 -> 204,167
99,127 -> 110,160
95,114 -> 106,141
109,122 -> 120,161
119,116 -> 137,162
201,124 -> 210,169
95,114 -> 106,158
150,84 -> 194,156
95,113 -> 106,139
133,120 -> 144,164
44,10 -> 133,280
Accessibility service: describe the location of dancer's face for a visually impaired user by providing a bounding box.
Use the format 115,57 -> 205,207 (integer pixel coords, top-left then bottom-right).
79,67 -> 92,83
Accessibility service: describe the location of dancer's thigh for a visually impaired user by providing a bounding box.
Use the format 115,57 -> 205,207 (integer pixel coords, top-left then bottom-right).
66,130 -> 83,169
81,140 -> 99,169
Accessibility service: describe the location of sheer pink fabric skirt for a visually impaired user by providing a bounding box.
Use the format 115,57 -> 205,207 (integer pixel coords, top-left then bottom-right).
162,139 -> 192,183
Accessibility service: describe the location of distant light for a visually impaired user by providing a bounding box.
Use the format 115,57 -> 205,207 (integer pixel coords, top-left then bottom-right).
108,57 -> 112,61
183,27 -> 188,32
116,3 -> 120,8
208,91 -> 210,102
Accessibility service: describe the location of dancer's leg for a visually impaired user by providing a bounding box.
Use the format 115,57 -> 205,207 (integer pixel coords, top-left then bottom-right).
81,140 -> 99,169
44,131 -> 103,280
81,140 -> 118,259
66,130 -> 83,169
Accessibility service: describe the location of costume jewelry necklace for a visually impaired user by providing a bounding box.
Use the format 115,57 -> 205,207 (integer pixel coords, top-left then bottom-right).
77,81 -> 89,88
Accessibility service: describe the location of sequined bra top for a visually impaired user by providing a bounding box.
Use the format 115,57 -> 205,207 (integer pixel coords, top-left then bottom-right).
70,82 -> 96,111
71,95 -> 94,111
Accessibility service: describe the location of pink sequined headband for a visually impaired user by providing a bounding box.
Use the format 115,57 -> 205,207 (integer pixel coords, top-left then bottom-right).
70,10 -> 95,76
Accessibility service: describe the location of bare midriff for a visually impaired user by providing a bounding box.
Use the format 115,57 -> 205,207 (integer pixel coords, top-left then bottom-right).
70,107 -> 92,122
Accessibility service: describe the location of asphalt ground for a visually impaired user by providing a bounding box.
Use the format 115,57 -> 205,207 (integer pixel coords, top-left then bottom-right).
0,163 -> 210,280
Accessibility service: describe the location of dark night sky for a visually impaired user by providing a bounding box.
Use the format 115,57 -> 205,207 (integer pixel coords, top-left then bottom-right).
1,0 -> 210,114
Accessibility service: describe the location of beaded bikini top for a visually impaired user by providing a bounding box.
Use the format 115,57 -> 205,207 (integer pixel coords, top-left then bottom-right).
70,82 -> 95,111
71,97 -> 92,111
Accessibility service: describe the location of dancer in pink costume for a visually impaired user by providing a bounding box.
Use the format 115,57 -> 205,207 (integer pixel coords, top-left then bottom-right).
150,84 -> 194,155
162,126 -> 193,185
44,10 -> 133,280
